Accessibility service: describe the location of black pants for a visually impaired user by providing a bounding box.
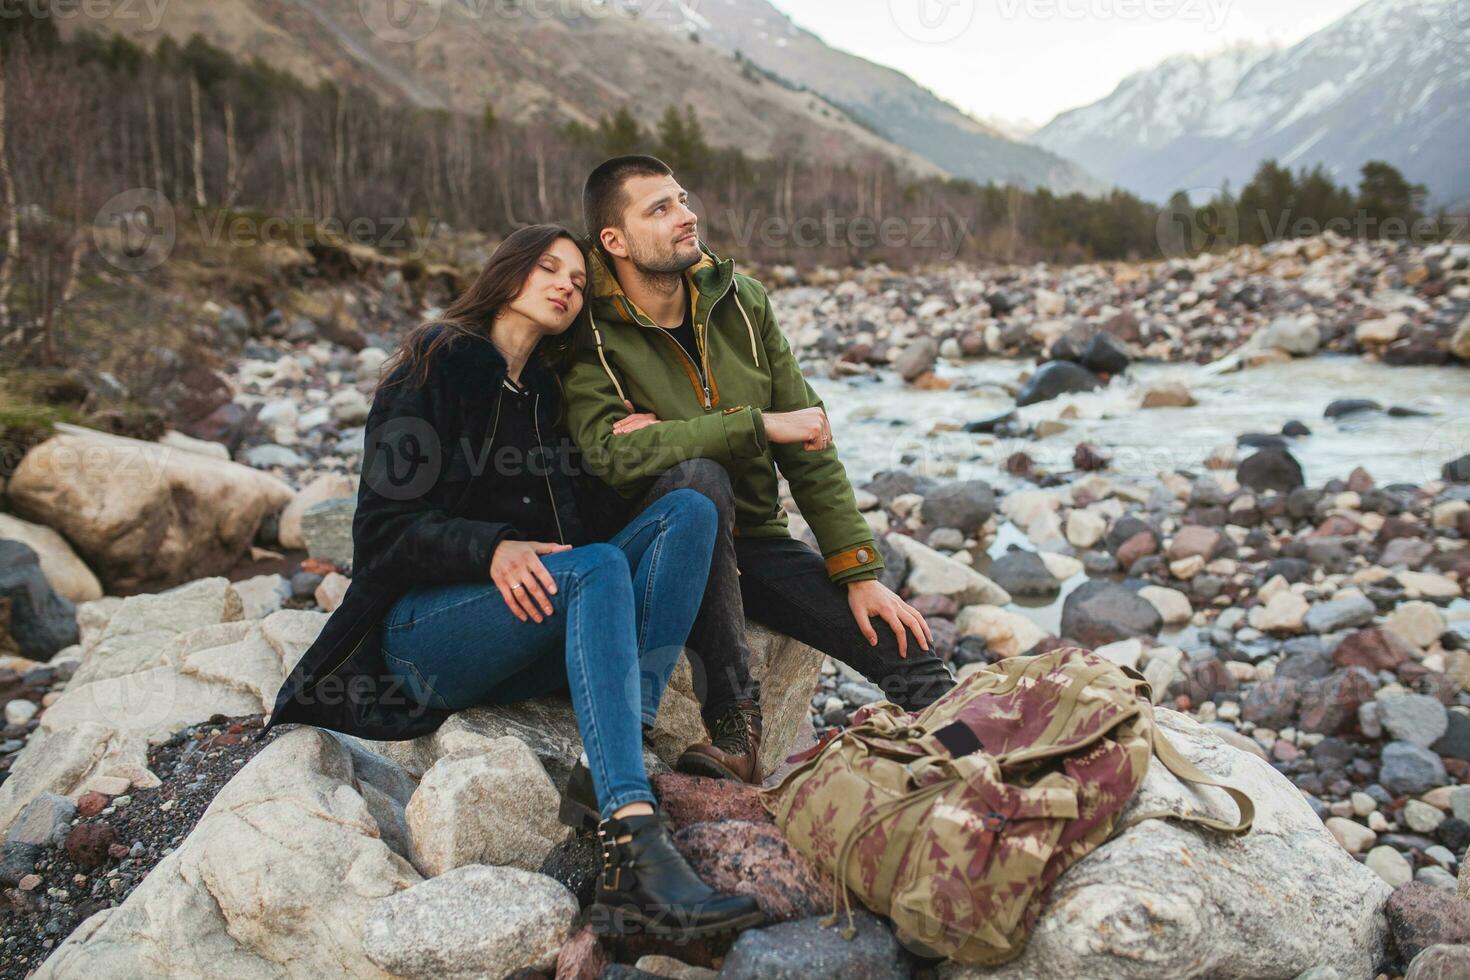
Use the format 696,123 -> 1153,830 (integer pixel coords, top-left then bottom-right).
635,459 -> 955,725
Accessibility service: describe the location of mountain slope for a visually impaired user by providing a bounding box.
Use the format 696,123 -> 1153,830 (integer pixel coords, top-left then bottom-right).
1032,0 -> 1470,209
59,0 -> 943,176
628,0 -> 1105,194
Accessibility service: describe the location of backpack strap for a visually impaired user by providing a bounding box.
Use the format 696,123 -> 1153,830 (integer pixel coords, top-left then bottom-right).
1112,728 -> 1255,838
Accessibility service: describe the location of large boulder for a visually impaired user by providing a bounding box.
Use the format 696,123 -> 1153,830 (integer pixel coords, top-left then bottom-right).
1016,362 -> 1102,407
0,512 -> 102,602
35,727 -> 422,978
1237,448 -> 1306,494
278,473 -> 356,550
7,424 -> 293,592
885,533 -> 1011,607
919,481 -> 996,535
0,580 -> 323,836
939,709 -> 1390,979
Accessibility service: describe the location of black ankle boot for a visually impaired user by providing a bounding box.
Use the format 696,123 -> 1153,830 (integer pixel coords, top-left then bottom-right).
593,811 -> 764,938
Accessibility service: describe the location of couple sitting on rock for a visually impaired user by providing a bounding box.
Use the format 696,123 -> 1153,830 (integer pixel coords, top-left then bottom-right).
264,156 -> 956,940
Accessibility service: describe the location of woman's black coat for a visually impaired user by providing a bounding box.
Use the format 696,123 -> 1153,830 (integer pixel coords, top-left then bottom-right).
263,325 -> 627,741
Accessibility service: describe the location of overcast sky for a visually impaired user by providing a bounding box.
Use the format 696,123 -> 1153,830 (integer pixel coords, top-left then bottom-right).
765,0 -> 1367,125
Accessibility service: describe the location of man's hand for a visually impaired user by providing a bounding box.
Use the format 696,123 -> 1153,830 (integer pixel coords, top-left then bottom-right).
846,579 -> 932,659
490,540 -> 572,623
612,399 -> 659,436
763,406 -> 831,451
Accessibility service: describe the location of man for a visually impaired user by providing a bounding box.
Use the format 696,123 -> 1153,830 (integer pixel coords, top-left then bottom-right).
564,155 -> 955,783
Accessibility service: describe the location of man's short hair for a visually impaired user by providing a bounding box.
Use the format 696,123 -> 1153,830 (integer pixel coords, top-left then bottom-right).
582,155 -> 674,246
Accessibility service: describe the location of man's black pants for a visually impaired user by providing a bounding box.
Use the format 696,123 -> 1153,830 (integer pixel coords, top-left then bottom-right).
634,459 -> 956,725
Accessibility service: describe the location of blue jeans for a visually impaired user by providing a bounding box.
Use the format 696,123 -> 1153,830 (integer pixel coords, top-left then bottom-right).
380,490 -> 717,818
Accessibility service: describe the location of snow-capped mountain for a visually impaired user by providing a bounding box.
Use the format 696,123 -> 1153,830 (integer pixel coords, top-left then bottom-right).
628,0 -> 1106,194
1033,0 -> 1470,209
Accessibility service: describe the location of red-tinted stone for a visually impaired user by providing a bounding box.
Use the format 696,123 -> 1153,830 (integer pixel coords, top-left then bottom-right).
1167,526 -> 1224,562
652,773 -> 773,828
107,843 -> 130,860
64,823 -> 117,869
907,594 -> 959,619
552,926 -> 605,980
75,792 -> 110,819
1117,530 -> 1158,570
1385,882 -> 1470,965
1347,467 -> 1375,493
1298,670 -> 1376,735
1311,514 -> 1362,538
1334,628 -> 1418,672
673,821 -> 832,924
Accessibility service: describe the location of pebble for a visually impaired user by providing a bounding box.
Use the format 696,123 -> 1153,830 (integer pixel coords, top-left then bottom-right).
1404,799 -> 1446,834
1365,844 -> 1413,886
3,699 -> 38,727
1378,695 -> 1450,749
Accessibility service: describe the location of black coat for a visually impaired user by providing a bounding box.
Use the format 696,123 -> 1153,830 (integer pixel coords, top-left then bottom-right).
263,325 -> 628,741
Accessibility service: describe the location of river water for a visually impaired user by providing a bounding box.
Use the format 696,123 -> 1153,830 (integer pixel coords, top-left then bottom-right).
812,355 -> 1470,491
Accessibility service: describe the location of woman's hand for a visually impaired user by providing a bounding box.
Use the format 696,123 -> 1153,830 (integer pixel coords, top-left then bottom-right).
612,399 -> 659,436
490,540 -> 572,623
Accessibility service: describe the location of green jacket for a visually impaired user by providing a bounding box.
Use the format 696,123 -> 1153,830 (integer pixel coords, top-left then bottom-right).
563,242 -> 883,585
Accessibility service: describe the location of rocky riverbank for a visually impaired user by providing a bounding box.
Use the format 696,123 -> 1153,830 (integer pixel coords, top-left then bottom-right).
1,234 -> 1469,977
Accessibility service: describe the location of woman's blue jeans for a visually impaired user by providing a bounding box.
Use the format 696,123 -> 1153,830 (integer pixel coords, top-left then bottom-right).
380,489 -> 717,819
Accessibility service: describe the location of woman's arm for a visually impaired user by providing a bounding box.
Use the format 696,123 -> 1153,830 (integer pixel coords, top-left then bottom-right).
350,373 -> 519,586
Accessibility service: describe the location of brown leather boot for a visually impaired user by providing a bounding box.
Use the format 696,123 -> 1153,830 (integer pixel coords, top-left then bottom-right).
675,699 -> 763,783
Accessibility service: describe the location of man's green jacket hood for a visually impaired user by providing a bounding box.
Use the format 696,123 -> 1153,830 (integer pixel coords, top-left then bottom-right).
562,241 -> 882,585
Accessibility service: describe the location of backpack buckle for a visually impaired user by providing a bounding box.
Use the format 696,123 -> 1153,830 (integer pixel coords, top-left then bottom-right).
980,812 -> 1008,834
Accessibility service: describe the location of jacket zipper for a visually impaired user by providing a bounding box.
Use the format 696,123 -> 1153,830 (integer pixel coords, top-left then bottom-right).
532,392 -> 566,544
298,389 -> 508,698
655,329 -> 713,410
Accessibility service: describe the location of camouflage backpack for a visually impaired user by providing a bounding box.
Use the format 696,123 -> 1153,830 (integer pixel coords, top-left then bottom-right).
766,647 -> 1255,966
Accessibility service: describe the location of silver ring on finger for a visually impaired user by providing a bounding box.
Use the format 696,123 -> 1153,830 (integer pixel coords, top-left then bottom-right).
511,584 -> 523,591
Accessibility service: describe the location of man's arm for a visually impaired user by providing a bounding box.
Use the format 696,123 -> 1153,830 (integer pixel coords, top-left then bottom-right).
563,351 -> 768,495
744,277 -> 884,586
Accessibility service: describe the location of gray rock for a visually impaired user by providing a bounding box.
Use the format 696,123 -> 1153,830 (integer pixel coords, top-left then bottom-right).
0,540 -> 79,659
919,481 -> 995,535
1016,361 -> 1102,407
5,792 -> 77,848
719,911 -> 908,980
1259,315 -> 1321,356
360,865 -> 577,978
1380,741 -> 1449,796
1060,581 -> 1162,647
1379,696 -> 1450,749
1405,944 -> 1470,979
243,444 -> 309,469
893,337 -> 938,382
301,497 -> 357,569
989,549 -> 1061,599
1237,448 -> 1306,494
1304,593 -> 1376,635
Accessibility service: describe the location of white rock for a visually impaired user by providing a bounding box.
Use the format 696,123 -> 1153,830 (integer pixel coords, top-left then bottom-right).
405,737 -> 565,876
314,572 -> 351,612
1249,592 -> 1309,634
1325,816 -> 1377,854
955,606 -> 1047,659
1365,845 -> 1413,887
35,728 -> 420,979
1396,571 -> 1460,600
7,426 -> 292,593
230,574 -> 291,621
361,865 -> 576,979
1039,552 -> 1083,581
1065,510 -> 1106,549
1386,601 -> 1447,650
939,709 -> 1390,980
885,534 -> 1010,606
1140,586 -> 1192,625
4,699 -> 38,726
1093,638 -> 1144,670
157,429 -> 230,461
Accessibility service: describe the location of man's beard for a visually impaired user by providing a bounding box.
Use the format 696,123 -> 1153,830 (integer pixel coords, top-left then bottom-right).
627,234 -> 701,277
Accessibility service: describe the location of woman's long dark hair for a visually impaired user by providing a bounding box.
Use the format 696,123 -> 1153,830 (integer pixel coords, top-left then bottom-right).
378,224 -> 586,392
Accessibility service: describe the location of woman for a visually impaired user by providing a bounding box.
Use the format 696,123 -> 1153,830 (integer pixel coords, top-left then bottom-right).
265,225 -> 761,940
